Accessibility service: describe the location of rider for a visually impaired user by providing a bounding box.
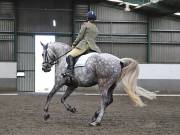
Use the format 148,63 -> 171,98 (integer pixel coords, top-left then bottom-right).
65,11 -> 101,78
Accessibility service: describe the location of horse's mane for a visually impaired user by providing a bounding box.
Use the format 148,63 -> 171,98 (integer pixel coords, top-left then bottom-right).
50,42 -> 70,48
49,42 -> 71,53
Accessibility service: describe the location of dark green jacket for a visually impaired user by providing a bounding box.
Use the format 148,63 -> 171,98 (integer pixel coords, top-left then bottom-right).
72,21 -> 101,53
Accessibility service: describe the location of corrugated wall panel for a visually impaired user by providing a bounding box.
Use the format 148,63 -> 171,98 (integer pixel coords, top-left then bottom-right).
74,4 -> 88,20
91,4 -> 112,21
90,3 -> 147,62
98,43 -> 113,54
0,41 -> 14,61
17,0 -> 72,33
0,20 -> 14,61
17,71 -> 35,92
151,44 -> 180,63
0,1 -> 15,19
150,16 -> 180,63
112,44 -> 146,62
17,54 -> 35,71
151,17 -> 180,30
111,23 -> 146,34
18,9 -> 72,33
96,23 -> 111,34
17,0 -> 72,9
17,35 -> 35,92
97,35 -> 146,43
0,34 -> 14,40
55,36 -> 72,45
151,32 -> 180,43
98,43 -> 146,62
0,15 -> 15,62
0,20 -> 14,31
18,35 -> 34,52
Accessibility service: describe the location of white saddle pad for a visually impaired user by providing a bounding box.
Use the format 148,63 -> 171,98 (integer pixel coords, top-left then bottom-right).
74,53 -> 96,67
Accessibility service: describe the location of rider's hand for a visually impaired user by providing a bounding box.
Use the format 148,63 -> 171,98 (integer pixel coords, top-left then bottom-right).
72,45 -> 75,49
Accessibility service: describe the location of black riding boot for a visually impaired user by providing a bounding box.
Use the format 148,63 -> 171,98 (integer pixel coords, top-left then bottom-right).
66,55 -> 75,77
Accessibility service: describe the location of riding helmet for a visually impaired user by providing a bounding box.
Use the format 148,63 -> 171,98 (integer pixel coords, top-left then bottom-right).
86,11 -> 97,21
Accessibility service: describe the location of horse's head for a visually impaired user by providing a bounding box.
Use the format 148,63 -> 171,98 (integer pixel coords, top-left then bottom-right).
41,42 -> 56,72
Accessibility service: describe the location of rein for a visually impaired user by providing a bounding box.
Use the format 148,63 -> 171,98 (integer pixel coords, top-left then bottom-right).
46,49 -> 72,65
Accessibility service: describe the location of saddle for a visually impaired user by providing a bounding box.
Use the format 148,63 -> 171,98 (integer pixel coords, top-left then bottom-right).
74,52 -> 97,67
62,50 -> 96,87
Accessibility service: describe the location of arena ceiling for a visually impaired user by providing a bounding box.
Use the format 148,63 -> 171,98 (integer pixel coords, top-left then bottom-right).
135,0 -> 180,16
105,0 -> 180,16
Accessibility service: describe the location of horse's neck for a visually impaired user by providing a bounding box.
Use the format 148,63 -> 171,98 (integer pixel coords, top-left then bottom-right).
52,42 -> 70,73
52,42 -> 70,57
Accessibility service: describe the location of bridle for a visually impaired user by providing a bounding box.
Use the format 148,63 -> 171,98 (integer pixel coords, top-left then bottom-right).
43,48 -> 71,66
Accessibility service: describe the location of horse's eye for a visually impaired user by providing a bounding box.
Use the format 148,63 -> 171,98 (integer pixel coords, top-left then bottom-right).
42,54 -> 44,56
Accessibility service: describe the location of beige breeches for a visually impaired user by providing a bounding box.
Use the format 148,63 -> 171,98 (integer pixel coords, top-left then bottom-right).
67,45 -> 89,57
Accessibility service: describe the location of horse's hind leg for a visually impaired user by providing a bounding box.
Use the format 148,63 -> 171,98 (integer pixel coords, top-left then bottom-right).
91,83 -> 116,123
90,82 -> 116,126
44,81 -> 65,121
61,86 -> 77,113
107,83 -> 116,105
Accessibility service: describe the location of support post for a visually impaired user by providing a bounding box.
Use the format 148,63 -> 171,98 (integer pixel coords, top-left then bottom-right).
71,0 -> 75,43
146,17 -> 151,63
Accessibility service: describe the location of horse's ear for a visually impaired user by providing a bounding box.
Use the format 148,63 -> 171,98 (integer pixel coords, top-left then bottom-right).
40,41 -> 44,47
45,43 -> 49,49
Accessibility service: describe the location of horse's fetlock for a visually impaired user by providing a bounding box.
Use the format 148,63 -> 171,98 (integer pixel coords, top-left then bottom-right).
61,98 -> 64,103
44,108 -> 48,112
108,98 -> 113,105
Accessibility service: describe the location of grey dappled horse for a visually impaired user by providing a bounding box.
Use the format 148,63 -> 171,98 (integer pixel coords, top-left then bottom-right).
41,42 -> 156,126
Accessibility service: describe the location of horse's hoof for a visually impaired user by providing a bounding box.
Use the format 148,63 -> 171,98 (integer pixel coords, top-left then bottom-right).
71,107 -> 77,113
91,117 -> 97,123
44,113 -> 50,121
89,122 -> 101,127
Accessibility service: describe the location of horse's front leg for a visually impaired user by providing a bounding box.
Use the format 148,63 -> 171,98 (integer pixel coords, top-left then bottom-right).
91,109 -> 100,123
61,86 -> 76,113
44,81 -> 65,121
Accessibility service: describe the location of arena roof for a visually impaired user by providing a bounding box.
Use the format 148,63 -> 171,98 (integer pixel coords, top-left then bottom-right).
135,0 -> 180,16
106,0 -> 180,16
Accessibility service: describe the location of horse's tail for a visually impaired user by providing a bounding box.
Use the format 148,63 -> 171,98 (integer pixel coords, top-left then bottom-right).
119,58 -> 156,107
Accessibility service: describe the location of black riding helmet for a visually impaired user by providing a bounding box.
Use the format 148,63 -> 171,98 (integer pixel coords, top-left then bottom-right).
86,11 -> 97,21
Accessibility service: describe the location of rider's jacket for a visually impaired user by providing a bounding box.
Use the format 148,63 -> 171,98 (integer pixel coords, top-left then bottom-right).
72,21 -> 101,53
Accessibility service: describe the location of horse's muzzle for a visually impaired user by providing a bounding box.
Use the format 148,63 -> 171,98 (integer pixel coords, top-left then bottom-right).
42,63 -> 51,72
